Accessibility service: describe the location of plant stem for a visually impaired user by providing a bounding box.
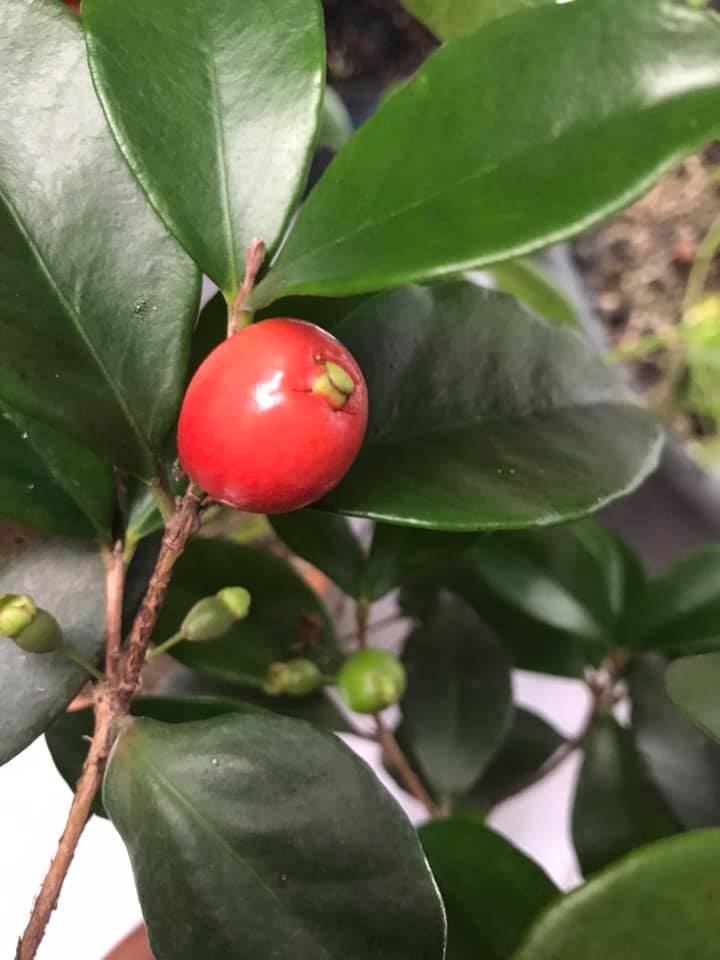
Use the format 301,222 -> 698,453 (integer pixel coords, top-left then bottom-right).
145,630 -> 184,662
15,690 -> 115,960
61,647 -> 107,684
116,486 -> 202,709
15,486 -> 203,960
486,689 -> 599,813
227,238 -> 266,336
374,714 -> 437,817
355,599 -> 370,649
103,539 -> 125,687
683,212 -> 720,314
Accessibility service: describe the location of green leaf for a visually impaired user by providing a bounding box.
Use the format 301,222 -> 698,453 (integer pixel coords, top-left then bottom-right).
0,1 -> 200,477
156,539 -> 339,686
318,87 -> 353,153
402,0 -> 551,40
401,575 -> 589,678
420,818 -> 558,960
465,521 -> 635,648
572,713 -> 677,876
514,830 -> 720,960
363,524 -> 479,602
84,0 -> 325,296
270,511 -> 366,597
252,0 -> 720,304
629,654 -> 720,829
48,693 -> 349,818
464,708 -> 564,810
399,592 -> 513,799
490,259 -> 580,328
621,544 -> 720,652
323,283 -> 662,530
103,714 -> 447,960
666,652 -> 720,743
0,404 -> 112,540
0,539 -> 104,765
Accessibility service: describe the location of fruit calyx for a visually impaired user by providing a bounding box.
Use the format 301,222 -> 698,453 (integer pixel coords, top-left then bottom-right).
311,360 -> 355,409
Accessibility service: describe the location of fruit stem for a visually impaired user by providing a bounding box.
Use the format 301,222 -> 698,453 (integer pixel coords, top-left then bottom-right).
227,238 -> 266,336
145,630 -> 184,662
61,647 -> 107,684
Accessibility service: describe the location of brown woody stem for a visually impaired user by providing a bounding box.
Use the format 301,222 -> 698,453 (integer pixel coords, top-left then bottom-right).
15,486 -> 203,960
227,238 -> 266,337
375,714 -> 437,817
15,690 -> 115,960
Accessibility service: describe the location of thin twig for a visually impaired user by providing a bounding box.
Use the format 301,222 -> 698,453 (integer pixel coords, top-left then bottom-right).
340,612 -> 411,646
15,690 -> 115,960
375,715 -> 436,817
227,238 -> 266,337
486,690 -> 600,813
104,539 -> 125,687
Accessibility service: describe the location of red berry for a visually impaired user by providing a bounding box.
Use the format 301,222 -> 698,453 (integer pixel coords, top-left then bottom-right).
177,318 -> 368,513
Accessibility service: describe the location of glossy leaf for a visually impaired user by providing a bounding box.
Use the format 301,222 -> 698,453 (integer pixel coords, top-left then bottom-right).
0,1 -> 200,477
572,713 -> 677,876
621,544 -> 720,652
253,0 -> 720,304
0,539 -> 104,765
666,652 -> 720,743
401,576 -> 589,678
465,521 -> 633,649
402,0 -> 551,40
0,404 -> 112,539
47,694 -> 335,818
421,819 -> 558,960
515,830 -> 720,960
85,0 -> 325,296
157,539 -> 339,686
465,708 -> 564,810
270,511 -> 366,597
103,714 -> 447,960
363,524 -> 479,602
323,284 -> 661,530
400,592 -> 513,798
490,259 -> 580,328
630,655 -> 720,829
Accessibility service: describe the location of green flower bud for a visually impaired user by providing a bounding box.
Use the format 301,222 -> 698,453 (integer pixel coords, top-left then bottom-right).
263,659 -> 324,697
11,609 -> 63,654
337,649 -> 406,714
181,597 -> 235,643
216,586 -> 251,620
0,594 -> 38,638
180,586 -> 252,643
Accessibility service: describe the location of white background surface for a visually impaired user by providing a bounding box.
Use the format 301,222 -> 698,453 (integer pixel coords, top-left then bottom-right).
0,670 -> 587,959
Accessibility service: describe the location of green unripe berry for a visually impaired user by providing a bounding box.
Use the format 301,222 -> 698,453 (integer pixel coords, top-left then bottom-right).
0,594 -> 37,638
181,586 -> 251,642
11,609 -> 63,654
337,649 -> 406,714
263,659 -> 324,697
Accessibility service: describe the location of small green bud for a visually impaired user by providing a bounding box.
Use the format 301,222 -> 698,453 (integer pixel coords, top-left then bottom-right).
181,597 -> 235,643
11,609 -> 63,654
180,586 -> 252,643
263,659 -> 324,697
337,648 -> 406,714
217,586 -> 251,620
0,594 -> 37,638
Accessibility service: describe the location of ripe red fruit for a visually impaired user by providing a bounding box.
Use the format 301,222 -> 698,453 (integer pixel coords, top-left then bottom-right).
178,318 -> 368,513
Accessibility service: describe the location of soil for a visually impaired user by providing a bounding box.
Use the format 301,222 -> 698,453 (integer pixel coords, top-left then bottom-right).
322,0 -> 436,94
573,148 -> 720,449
